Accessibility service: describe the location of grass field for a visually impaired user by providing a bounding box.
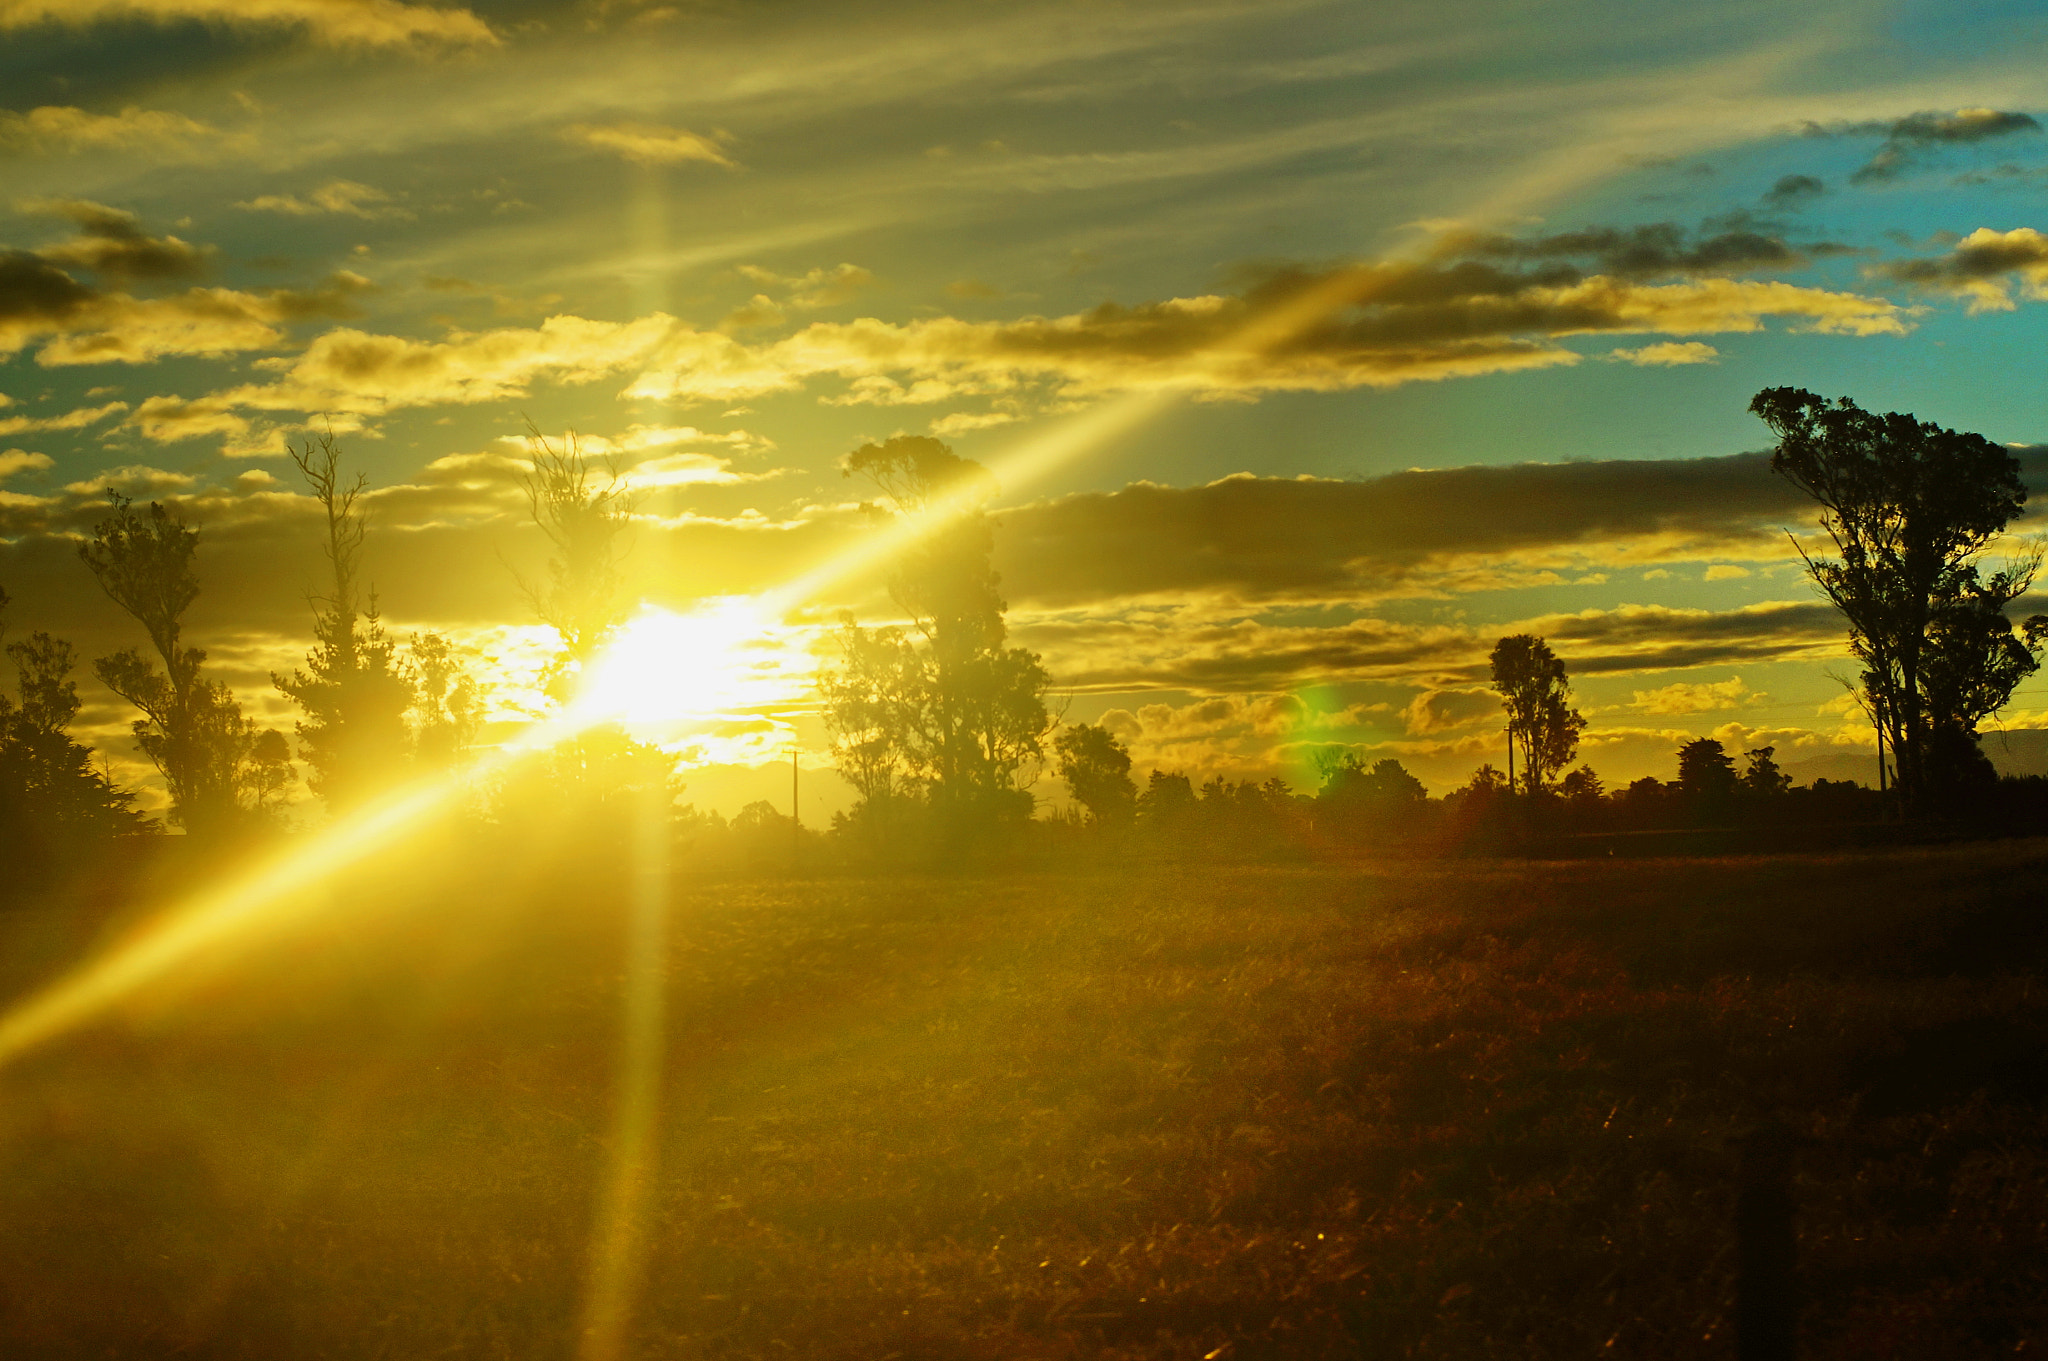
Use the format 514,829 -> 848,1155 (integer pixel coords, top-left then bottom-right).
2,839 -> 2046,1358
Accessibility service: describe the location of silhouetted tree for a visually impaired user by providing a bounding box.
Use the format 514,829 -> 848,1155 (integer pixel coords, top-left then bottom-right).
1751,387 -> 2042,811
1559,765 -> 1604,805
1677,737 -> 1738,819
1488,635 -> 1586,796
0,591 -> 149,848
1136,769 -> 1196,834
516,425 -> 634,695
1740,746 -> 1791,799
408,631 -> 482,769
1054,722 -> 1137,825
79,494 -> 285,834
822,436 -> 1050,833
273,433 -> 413,810
502,425 -> 672,820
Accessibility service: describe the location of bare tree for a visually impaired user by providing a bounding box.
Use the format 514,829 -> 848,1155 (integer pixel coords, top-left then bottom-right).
273,431 -> 413,810
516,425 -> 635,694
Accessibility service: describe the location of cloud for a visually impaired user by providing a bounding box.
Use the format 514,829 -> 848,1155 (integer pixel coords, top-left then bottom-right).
1401,687 -> 1500,735
623,260 -> 1906,407
0,449 -> 54,478
204,312 -> 677,419
0,0 -> 495,49
1763,174 -> 1825,207
1630,676 -> 1763,715
24,198 -> 212,281
1607,341 -> 1718,366
234,180 -> 412,220
180,232 -> 1910,430
0,105 -> 219,155
564,122 -> 735,168
1834,108 -> 2043,184
1704,563 -> 1751,580
735,262 -> 874,310
1444,222 -> 1813,278
1871,226 -> 2048,313
1,211 -> 371,365
0,399 -> 127,435
1020,595 -> 1847,700
991,455 -> 1825,610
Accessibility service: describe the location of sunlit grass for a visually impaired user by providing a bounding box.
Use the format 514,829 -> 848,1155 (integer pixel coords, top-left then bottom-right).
3,844 -> 2047,1356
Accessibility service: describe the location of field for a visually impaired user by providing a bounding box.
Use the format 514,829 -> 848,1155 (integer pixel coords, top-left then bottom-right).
2,839 -> 2047,1358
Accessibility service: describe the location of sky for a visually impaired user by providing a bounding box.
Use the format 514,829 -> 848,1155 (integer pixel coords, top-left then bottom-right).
7,0 -> 2048,817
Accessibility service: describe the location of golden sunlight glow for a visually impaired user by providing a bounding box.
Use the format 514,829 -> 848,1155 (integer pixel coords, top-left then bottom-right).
569,599 -> 780,738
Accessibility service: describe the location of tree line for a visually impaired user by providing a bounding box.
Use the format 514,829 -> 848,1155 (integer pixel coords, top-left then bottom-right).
4,386 -> 2043,876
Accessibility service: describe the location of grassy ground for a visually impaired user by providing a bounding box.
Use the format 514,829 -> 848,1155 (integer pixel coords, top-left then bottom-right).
2,839 -> 2047,1358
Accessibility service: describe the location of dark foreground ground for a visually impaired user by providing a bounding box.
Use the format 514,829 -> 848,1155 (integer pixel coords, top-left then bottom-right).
2,839 -> 2047,1358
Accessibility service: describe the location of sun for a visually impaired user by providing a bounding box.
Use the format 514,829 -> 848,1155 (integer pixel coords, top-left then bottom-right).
573,600 -> 775,736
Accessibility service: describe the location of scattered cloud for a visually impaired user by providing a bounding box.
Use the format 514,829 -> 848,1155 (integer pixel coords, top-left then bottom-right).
1443,222 -> 1813,278
1608,341 -> 1718,366
1814,108 -> 2045,184
1763,174 -> 1824,207
1401,687 -> 1500,735
563,122 -> 735,168
0,449 -> 54,478
1704,563 -> 1751,580
1871,226 -> 2048,312
1630,676 -> 1763,715
234,180 -> 411,220
24,198 -> 211,281
735,262 -> 873,310
0,105 -> 219,156
0,0 -> 497,50
0,399 -> 127,435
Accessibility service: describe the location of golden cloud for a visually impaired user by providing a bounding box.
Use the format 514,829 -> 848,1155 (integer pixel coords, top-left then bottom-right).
0,0 -> 496,48
234,180 -> 412,220
1872,226 -> 2048,313
564,122 -> 735,168
0,104 -> 219,154
1629,676 -> 1763,715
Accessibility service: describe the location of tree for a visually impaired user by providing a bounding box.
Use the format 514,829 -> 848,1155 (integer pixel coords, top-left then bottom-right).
0,590 -> 149,846
1054,722 -> 1137,825
1750,387 -> 2042,810
516,425 -> 635,696
820,436 -> 1051,830
1677,737 -> 1737,814
1488,635 -> 1587,796
78,495 -> 284,834
505,427 -> 670,818
272,433 -> 414,810
1740,746 -> 1791,799
408,631 -> 482,769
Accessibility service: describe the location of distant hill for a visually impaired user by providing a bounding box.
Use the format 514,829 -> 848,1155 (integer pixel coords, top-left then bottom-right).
1779,728 -> 2048,790
1981,727 -> 2048,778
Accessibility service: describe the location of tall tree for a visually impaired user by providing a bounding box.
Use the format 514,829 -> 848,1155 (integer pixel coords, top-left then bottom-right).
821,436 -> 1051,827
1751,387 -> 2041,808
506,427 -> 670,815
79,495 -> 281,834
1488,635 -> 1586,796
273,433 -> 414,810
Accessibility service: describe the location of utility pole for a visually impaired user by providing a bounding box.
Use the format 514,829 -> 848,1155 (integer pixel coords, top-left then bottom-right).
790,741 -> 800,868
